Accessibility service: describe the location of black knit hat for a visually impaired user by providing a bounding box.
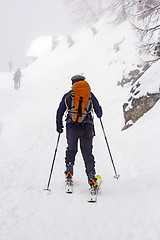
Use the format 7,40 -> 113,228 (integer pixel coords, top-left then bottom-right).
71,75 -> 85,85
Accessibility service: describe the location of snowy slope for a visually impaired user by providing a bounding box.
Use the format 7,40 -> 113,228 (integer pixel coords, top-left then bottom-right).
0,20 -> 160,240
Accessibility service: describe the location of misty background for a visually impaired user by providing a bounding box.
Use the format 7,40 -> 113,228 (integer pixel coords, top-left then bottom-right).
0,0 -> 78,72
0,0 -> 159,73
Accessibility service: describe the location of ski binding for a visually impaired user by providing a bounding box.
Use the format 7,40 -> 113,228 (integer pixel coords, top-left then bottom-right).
65,178 -> 73,193
88,175 -> 102,203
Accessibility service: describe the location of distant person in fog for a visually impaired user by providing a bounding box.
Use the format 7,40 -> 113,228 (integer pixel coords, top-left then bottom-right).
13,68 -> 22,90
8,61 -> 12,73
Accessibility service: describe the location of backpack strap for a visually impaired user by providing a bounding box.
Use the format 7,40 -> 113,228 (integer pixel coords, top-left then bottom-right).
76,96 -> 83,122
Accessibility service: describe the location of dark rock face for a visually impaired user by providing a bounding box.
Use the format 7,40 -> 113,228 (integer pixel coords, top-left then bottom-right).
122,93 -> 160,130
118,60 -> 160,130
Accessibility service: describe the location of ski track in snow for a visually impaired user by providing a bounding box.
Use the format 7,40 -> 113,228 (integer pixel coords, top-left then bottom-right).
0,20 -> 160,240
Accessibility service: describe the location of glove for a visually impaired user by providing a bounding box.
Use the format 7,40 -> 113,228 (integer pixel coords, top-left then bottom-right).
57,127 -> 63,133
97,108 -> 103,118
56,122 -> 63,133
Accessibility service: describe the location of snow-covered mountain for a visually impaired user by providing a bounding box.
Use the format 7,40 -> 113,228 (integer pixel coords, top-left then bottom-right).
0,19 -> 160,240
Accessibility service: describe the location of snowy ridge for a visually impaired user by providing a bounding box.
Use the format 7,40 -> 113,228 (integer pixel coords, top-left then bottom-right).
0,20 -> 160,240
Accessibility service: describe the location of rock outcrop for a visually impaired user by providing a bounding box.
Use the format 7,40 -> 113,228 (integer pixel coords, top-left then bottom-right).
117,63 -> 151,87
120,61 -> 160,130
122,92 -> 160,130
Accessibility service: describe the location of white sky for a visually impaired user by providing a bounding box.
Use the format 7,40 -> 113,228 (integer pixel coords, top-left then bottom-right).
0,0 -> 78,72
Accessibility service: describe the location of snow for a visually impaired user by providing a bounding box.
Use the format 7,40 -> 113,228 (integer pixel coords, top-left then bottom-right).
0,20 -> 160,240
26,35 -> 53,58
26,35 -> 69,59
133,61 -> 160,97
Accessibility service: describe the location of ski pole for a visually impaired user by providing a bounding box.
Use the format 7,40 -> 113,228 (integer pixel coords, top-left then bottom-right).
100,118 -> 120,180
44,133 -> 61,191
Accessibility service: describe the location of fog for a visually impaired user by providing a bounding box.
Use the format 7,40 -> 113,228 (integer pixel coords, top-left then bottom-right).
0,0 -> 77,72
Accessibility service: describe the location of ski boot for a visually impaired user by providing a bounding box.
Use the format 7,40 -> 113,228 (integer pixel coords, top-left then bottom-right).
65,162 -> 73,193
88,171 -> 98,196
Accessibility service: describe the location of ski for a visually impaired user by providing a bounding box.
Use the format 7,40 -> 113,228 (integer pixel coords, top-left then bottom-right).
65,178 -> 73,193
88,175 -> 102,203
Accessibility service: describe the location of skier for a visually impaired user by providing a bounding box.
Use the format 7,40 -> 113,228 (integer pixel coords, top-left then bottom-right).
13,68 -> 22,90
56,75 -> 102,191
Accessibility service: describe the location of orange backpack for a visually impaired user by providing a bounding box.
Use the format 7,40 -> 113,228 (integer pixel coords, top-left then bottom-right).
65,81 -> 93,123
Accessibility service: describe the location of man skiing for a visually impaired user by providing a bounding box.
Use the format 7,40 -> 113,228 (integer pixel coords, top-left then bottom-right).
13,68 -> 22,90
56,75 -> 102,192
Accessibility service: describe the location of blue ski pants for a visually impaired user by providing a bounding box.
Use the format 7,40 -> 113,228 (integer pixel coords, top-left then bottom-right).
65,125 -> 95,175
